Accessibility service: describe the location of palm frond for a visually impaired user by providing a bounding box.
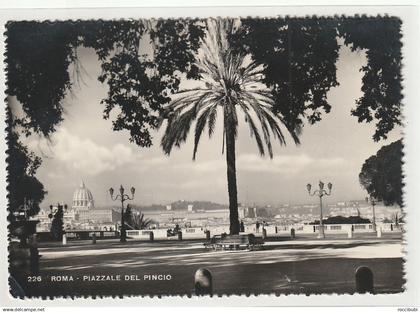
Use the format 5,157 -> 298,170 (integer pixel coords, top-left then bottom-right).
193,104 -> 217,160
161,91 -> 214,155
208,106 -> 218,138
238,102 -> 266,156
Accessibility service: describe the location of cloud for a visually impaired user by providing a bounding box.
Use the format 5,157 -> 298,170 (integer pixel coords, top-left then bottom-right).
142,152 -> 345,178
134,156 -> 170,172
46,171 -> 66,180
38,125 -> 346,179
177,176 -> 226,190
236,153 -> 346,174
142,153 -> 346,176
48,128 -> 137,176
172,159 -> 225,173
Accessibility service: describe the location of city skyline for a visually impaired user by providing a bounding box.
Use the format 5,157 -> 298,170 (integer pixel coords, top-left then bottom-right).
39,178 -> 401,210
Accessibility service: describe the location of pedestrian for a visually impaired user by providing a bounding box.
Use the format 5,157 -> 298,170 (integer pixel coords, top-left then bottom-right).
256,221 -> 260,233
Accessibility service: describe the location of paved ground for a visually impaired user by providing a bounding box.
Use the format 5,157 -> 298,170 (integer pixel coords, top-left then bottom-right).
20,233 -> 404,297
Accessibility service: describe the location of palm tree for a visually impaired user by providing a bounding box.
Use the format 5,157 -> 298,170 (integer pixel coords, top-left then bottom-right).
160,20 -> 301,234
124,205 -> 153,230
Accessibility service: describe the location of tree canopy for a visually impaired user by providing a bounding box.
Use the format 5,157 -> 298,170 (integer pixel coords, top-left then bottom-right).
359,139 -> 403,206
310,215 -> 371,224
6,17 -> 403,144
231,17 -> 340,132
6,19 -> 203,215
6,107 -> 46,217
6,20 -> 204,145
339,17 -> 403,141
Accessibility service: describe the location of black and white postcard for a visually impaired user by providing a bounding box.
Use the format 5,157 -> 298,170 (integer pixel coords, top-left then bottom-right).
1,3 -> 419,310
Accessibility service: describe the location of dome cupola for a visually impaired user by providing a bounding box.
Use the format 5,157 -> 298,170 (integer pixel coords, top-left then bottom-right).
72,181 -> 94,211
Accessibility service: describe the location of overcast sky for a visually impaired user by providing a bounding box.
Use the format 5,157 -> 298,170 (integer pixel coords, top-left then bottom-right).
17,36 -> 402,208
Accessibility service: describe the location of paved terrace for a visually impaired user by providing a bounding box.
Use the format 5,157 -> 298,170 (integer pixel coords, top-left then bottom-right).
23,233 -> 403,297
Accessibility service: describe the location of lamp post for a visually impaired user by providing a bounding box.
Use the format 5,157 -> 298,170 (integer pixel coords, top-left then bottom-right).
109,185 -> 135,243
48,203 -> 68,218
366,196 -> 377,233
307,181 -> 332,239
12,197 -> 35,245
14,197 -> 34,221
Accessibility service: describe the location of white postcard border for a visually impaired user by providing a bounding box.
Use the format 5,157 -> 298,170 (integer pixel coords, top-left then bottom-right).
0,2 -> 419,307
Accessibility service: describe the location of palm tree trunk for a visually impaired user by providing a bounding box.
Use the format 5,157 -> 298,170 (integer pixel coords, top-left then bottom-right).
225,107 -> 240,235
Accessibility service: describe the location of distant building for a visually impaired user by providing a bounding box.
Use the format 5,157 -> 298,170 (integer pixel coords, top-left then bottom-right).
37,181 -> 119,231
72,181 -> 95,222
70,181 -> 118,224
239,206 -> 257,219
143,208 -> 230,228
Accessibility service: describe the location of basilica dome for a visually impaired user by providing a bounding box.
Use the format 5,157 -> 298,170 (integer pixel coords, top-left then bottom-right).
72,181 -> 94,211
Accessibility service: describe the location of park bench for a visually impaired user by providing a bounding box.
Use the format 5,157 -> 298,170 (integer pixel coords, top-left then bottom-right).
204,234 -> 264,251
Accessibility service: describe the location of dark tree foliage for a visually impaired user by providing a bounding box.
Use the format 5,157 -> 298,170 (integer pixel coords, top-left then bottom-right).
231,17 -> 340,132
6,17 -> 402,147
359,139 -> 403,206
6,21 -> 77,137
97,20 -> 205,147
6,109 -> 46,218
6,20 -> 204,215
310,215 -> 371,224
6,20 -> 205,145
6,21 -> 77,220
232,16 -> 402,140
150,20 -> 204,79
339,16 -> 403,141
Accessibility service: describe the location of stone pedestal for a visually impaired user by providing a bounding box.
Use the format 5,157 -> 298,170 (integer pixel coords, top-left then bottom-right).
9,220 -> 40,283
348,228 -> 353,238
355,266 -> 374,293
194,268 -> 213,296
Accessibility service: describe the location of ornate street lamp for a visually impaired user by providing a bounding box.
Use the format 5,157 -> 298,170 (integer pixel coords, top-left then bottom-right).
307,181 -> 332,239
48,203 -> 68,218
109,185 -> 135,242
366,196 -> 377,233
11,197 -> 37,245
49,203 -> 67,210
